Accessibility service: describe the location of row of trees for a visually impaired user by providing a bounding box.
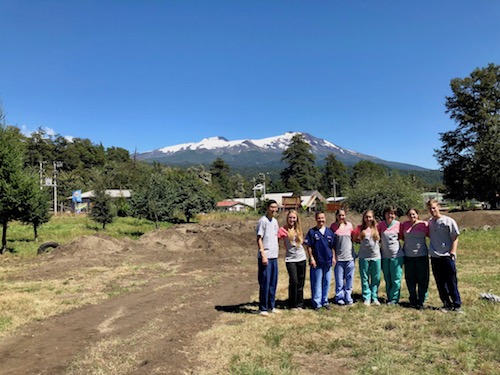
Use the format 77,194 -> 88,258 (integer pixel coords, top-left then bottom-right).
279,133 -> 422,219
1,104 -> 219,249
89,167 -> 216,229
0,110 -> 429,251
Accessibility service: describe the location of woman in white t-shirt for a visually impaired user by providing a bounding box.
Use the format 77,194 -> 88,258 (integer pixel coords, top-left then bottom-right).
278,210 -> 307,310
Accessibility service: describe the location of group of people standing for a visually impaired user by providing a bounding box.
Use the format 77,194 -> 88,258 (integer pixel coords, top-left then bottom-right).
255,199 -> 463,316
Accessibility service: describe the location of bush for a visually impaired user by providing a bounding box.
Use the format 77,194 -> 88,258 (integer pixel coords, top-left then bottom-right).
346,174 -> 422,220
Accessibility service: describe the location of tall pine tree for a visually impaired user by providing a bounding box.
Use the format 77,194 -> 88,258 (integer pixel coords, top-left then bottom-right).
321,154 -> 348,197
281,133 -> 320,193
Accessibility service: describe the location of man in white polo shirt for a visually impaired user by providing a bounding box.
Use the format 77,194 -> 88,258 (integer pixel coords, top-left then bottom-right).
256,200 -> 280,316
427,199 -> 463,313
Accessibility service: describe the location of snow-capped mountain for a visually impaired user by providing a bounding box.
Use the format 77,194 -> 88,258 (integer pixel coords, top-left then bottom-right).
137,132 -> 428,171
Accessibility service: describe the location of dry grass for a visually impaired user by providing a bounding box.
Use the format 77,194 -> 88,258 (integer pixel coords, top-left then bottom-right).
66,317 -> 168,375
0,262 -> 177,337
190,228 -> 500,375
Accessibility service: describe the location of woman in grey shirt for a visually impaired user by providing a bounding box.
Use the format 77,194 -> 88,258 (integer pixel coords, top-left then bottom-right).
278,210 -> 307,310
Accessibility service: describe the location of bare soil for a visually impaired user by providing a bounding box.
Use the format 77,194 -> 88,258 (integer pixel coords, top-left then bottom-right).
0,211 -> 498,374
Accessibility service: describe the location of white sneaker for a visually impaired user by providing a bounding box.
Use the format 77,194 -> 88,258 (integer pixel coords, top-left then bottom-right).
363,300 -> 371,306
372,300 -> 381,306
271,308 -> 282,314
260,311 -> 269,316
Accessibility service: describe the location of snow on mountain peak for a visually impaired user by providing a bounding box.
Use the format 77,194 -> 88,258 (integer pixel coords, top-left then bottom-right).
159,136 -> 245,153
156,131 -> 353,155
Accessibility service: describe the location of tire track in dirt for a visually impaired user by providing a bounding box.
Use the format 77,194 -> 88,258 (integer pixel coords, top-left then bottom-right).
0,221 -> 257,375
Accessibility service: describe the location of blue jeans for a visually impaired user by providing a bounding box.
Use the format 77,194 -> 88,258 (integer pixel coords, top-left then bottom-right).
258,258 -> 278,312
310,264 -> 332,309
334,260 -> 355,304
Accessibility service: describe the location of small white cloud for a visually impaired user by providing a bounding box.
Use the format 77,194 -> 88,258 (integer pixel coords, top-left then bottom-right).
42,127 -> 57,137
20,125 -> 74,141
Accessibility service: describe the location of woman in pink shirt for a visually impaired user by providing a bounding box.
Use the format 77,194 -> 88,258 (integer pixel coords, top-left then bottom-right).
400,208 -> 429,309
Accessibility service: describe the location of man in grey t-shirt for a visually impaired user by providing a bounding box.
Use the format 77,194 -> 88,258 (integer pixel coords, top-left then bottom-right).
427,199 -> 463,313
256,200 -> 280,316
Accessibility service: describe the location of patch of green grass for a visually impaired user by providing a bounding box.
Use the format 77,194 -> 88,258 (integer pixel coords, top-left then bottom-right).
263,328 -> 284,348
230,352 -> 295,375
0,316 -> 12,331
4,215 -> 173,257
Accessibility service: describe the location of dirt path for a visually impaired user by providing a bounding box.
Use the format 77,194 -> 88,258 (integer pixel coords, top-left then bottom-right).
0,220 -> 257,375
1,211 -> 498,374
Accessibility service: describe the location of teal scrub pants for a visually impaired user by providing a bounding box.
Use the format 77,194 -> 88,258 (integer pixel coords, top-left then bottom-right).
381,257 -> 404,303
359,258 -> 381,302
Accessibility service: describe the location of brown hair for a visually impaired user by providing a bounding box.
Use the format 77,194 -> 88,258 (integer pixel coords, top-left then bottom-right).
361,209 -> 380,241
384,206 -> 397,216
406,208 -> 419,216
335,209 -> 346,224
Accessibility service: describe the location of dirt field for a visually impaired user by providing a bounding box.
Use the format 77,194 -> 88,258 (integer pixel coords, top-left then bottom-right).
0,211 -> 498,374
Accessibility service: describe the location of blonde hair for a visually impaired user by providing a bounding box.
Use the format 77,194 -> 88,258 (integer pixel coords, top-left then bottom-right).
286,210 -> 304,245
361,209 -> 380,241
426,199 -> 439,207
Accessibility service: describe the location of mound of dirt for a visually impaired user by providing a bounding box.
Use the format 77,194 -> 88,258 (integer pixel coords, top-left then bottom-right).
19,220 -> 257,282
446,210 -> 500,229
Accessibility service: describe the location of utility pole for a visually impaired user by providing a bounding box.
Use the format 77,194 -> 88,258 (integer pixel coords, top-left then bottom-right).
332,178 -> 337,202
259,172 -> 268,201
53,161 -> 63,215
252,177 -> 257,210
39,161 -> 46,190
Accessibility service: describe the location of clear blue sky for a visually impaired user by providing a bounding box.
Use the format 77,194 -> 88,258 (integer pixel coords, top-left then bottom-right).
1,1 -> 499,170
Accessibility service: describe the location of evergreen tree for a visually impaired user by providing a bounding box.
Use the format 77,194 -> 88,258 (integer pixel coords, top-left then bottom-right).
210,158 -> 232,199
131,171 -> 176,228
19,176 -> 51,240
435,63 -> 500,206
281,133 -> 320,192
106,146 -> 130,163
321,154 -> 348,197
89,173 -> 116,230
350,160 -> 387,186
232,173 -> 247,198
173,170 -> 216,222
24,127 -> 56,168
0,118 -> 26,253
